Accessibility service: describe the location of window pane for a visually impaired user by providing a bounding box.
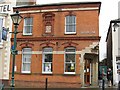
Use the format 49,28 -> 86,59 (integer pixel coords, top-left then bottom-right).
23,55 -> 31,62
117,64 -> 120,69
72,26 -> 75,32
23,63 -> 30,71
23,48 -> 32,52
65,48 -> 75,52
69,16 -> 72,23
71,16 -> 76,23
43,48 -> 52,52
66,25 -> 69,32
43,63 -> 52,72
25,18 -> 33,25
66,54 -> 75,62
24,26 -> 32,33
66,16 -> 69,23
65,63 -> 75,72
44,54 -> 52,62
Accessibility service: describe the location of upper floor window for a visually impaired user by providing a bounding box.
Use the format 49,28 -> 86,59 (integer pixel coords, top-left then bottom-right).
64,47 -> 76,74
42,47 -> 53,74
65,15 -> 76,34
0,18 -> 3,43
23,17 -> 33,35
22,48 -> 32,73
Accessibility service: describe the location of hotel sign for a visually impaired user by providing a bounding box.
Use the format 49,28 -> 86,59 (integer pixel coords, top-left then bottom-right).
0,4 -> 11,13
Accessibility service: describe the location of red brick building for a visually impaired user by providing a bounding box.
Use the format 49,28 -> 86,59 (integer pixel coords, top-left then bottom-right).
10,2 -> 101,88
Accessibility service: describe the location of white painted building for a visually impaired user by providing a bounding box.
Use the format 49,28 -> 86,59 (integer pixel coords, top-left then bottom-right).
112,22 -> 119,86
106,19 -> 120,86
0,0 -> 15,84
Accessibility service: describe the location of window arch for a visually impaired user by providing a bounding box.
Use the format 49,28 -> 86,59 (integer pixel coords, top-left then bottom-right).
64,47 -> 76,74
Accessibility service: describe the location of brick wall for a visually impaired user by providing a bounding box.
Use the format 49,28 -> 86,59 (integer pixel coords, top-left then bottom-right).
10,2 -> 100,88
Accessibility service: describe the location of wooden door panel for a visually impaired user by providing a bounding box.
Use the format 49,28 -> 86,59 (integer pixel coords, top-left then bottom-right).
84,59 -> 90,85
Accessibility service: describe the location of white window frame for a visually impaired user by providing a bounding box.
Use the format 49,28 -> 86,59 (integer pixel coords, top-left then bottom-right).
64,47 -> 76,74
23,17 -> 33,35
65,15 -> 76,34
42,47 -> 53,74
22,48 -> 32,73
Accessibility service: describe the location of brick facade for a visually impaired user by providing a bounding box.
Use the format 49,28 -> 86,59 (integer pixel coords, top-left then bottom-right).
10,2 -> 101,88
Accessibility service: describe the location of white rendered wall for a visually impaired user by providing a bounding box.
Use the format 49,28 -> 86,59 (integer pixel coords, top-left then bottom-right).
0,0 -> 16,80
112,24 -> 119,85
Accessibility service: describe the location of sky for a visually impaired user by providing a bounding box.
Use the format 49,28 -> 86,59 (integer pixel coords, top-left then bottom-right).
36,0 -> 119,61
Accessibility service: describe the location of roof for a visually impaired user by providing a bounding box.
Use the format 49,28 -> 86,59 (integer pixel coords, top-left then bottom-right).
15,1 -> 101,7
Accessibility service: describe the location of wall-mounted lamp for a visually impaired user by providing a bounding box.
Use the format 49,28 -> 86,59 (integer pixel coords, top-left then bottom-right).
111,18 -> 120,32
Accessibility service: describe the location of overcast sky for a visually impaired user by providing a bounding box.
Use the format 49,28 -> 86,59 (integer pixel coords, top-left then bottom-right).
36,0 -> 119,61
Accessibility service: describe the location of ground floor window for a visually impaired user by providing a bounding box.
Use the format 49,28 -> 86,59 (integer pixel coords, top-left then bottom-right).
64,47 -> 76,74
22,48 -> 32,73
42,47 -> 53,73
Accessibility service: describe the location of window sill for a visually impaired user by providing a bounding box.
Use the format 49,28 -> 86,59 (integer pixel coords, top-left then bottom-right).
23,34 -> 32,36
42,72 -> 52,75
64,32 -> 76,35
64,72 -> 76,75
21,71 -> 31,74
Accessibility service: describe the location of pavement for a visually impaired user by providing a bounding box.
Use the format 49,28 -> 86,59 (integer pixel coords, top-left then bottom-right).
2,86 -> 119,90
81,85 -> 119,90
1,84 -> 119,90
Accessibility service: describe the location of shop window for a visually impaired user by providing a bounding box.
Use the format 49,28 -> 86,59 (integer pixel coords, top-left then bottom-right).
64,47 -> 76,74
42,47 -> 53,74
23,17 -> 33,35
65,15 -> 76,34
22,48 -> 32,73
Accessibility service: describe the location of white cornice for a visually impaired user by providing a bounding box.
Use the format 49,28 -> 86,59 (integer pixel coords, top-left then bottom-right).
18,51 -> 82,54
19,7 -> 99,14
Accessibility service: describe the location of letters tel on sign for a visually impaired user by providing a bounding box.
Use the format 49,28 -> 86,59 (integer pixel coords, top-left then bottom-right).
0,4 -> 11,13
